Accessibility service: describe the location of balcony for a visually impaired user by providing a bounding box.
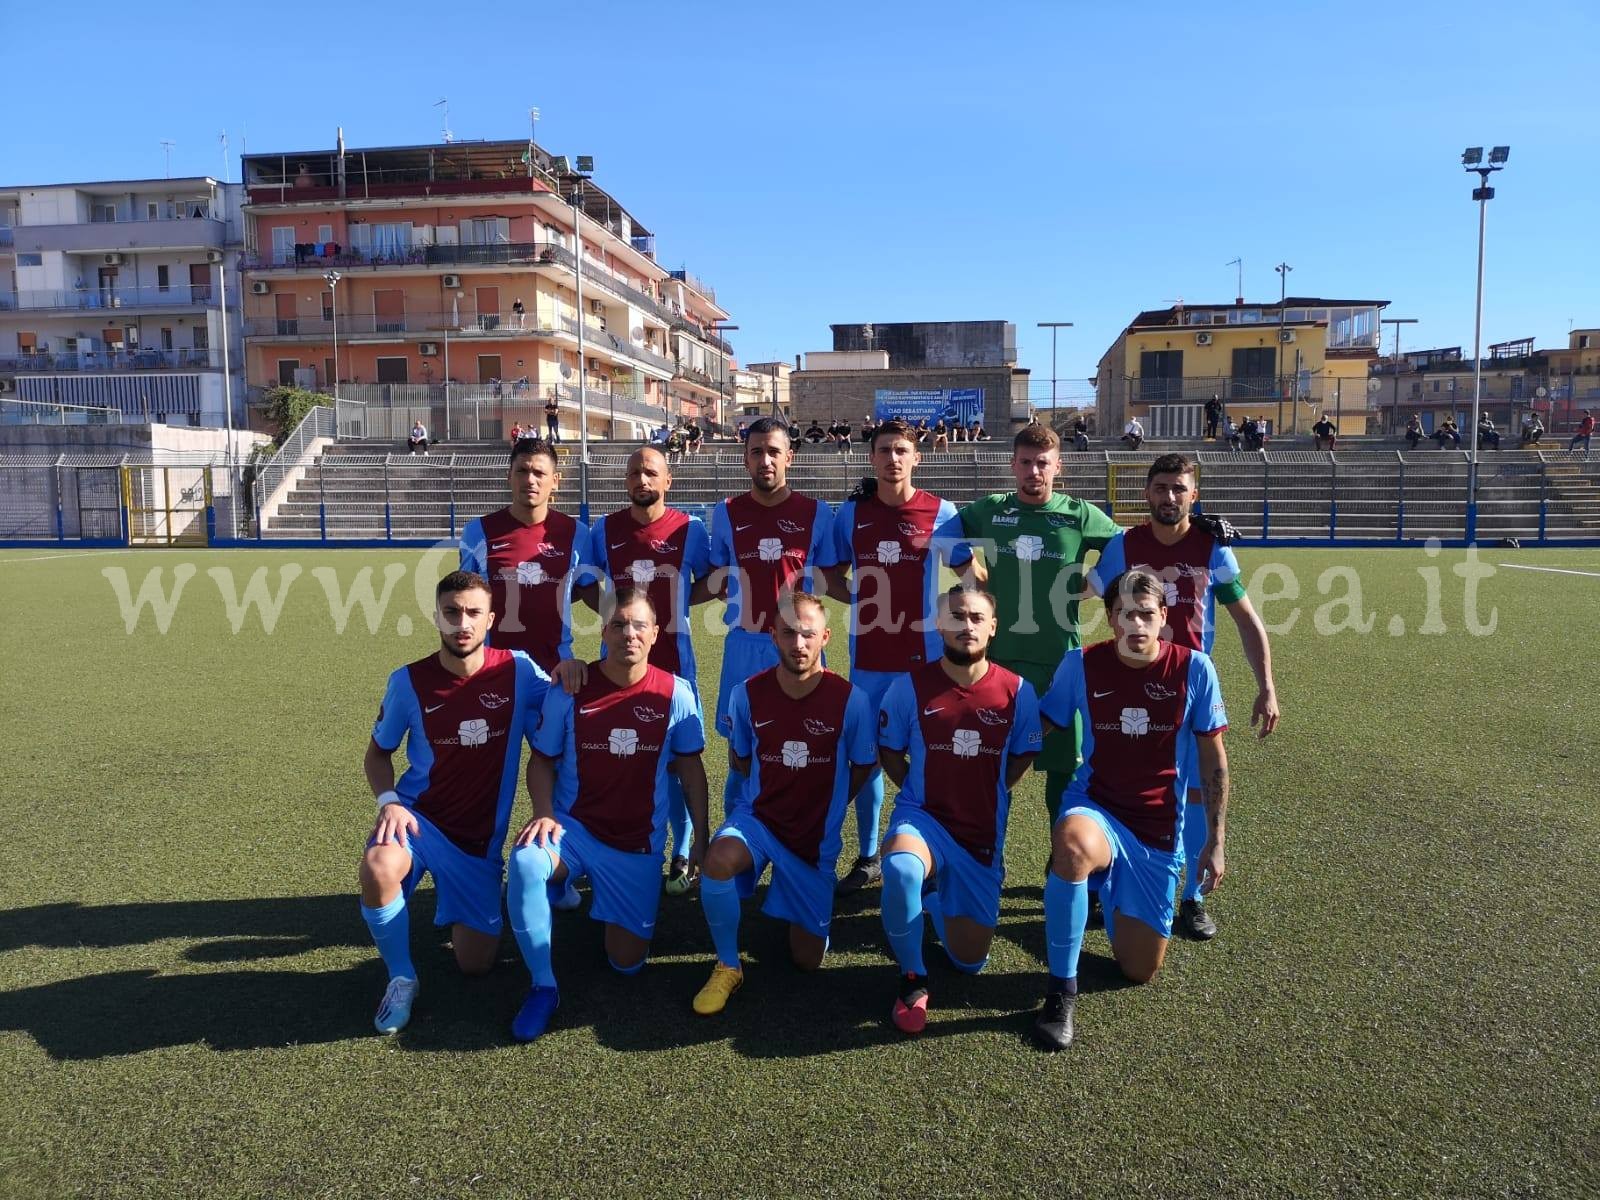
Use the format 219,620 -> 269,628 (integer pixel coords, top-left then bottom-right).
673,361 -> 733,395
670,311 -> 734,355
2,349 -> 223,374
0,227 -> 12,248
15,217 -> 226,255
14,285 -> 218,313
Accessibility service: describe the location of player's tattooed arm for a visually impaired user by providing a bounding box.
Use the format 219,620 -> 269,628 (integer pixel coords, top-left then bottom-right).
1195,735 -> 1229,893
878,747 -> 909,789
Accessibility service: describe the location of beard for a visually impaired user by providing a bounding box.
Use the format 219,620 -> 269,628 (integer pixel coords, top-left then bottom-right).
440,633 -> 484,660
1152,505 -> 1184,526
778,652 -> 815,676
750,474 -> 781,494
630,489 -> 661,508
943,643 -> 987,667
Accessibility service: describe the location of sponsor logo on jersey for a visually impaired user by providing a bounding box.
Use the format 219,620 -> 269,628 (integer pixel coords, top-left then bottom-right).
1092,690 -> 1115,700
1014,534 -> 1044,562
757,537 -> 784,563
650,538 -> 679,555
990,514 -> 1021,526
781,740 -> 809,768
1046,513 -> 1080,529
776,519 -> 806,535
425,702 -> 446,714
951,729 -> 982,757
1163,581 -> 1180,606
632,704 -> 665,723
459,718 -> 490,746
479,692 -> 510,710
876,539 -> 902,565
898,521 -> 924,540
1120,707 -> 1149,736
608,728 -> 639,756
537,542 -> 563,559
975,707 -> 1008,726
491,540 -> 513,550
516,560 -> 549,586
803,718 -> 836,736
630,559 -> 657,585
1145,682 -> 1178,701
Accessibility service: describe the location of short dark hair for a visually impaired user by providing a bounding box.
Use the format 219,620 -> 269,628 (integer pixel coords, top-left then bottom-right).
745,416 -> 790,444
942,584 -> 996,615
604,584 -> 658,624
1102,569 -> 1167,615
510,436 -> 559,470
1146,453 -> 1196,483
871,418 -> 918,450
437,570 -> 491,600
1013,425 -> 1060,453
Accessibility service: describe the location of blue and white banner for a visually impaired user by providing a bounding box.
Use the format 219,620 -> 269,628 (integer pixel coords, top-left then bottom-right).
873,387 -> 984,427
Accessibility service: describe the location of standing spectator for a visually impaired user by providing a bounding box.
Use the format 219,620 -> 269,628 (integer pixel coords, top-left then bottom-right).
860,416 -> 876,445
1311,414 -> 1337,451
511,297 -> 526,329
544,394 -> 561,443
1404,414 -> 1423,450
1520,411 -> 1544,447
1070,415 -> 1090,452
1224,415 -> 1243,451
1122,416 -> 1145,450
1204,395 -> 1222,440
1477,414 -> 1501,450
931,418 -> 950,453
1570,410 -> 1595,456
408,419 -> 429,456
736,420 -> 750,444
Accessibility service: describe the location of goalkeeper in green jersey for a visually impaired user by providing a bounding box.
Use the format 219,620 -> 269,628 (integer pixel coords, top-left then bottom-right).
958,424 -> 1119,823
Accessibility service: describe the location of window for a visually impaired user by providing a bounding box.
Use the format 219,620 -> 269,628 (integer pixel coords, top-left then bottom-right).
271,226 -> 295,264
321,291 -> 334,322
92,203 -> 117,223
1581,334 -> 1592,350
160,328 -> 173,350
318,225 -> 333,243
147,203 -> 160,221
375,356 -> 409,384
192,327 -> 208,350
461,217 -> 509,245
157,265 -> 170,292
17,253 -> 41,267
277,359 -> 300,386
368,222 -> 413,258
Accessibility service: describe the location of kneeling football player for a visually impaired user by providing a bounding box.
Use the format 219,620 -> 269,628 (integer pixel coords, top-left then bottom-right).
505,587 -> 708,1042
692,592 -> 878,1015
876,586 -> 1042,1035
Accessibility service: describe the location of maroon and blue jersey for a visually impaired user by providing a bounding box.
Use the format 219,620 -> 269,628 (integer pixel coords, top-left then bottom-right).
1042,640 -> 1228,852
708,491 -> 837,634
878,661 -> 1042,867
531,664 -> 704,856
726,668 -> 877,867
460,506 -> 592,672
1089,524 -> 1244,654
831,490 -> 971,672
371,646 -> 550,859
588,507 -> 711,678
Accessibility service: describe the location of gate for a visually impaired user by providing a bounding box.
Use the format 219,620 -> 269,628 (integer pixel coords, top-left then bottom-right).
122,465 -> 211,546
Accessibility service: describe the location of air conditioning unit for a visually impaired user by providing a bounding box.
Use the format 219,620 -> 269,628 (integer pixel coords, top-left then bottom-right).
1195,332 -> 1213,345
1280,329 -> 1296,343
206,250 -> 224,263
419,342 -> 440,356
250,281 -> 270,295
442,274 -> 462,288
102,253 -> 124,266
0,378 -> 13,395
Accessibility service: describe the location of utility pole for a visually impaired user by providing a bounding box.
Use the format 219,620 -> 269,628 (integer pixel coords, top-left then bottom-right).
1381,317 -> 1418,434
1461,146 -> 1509,543
1275,262 -> 1292,434
1037,321 -> 1072,422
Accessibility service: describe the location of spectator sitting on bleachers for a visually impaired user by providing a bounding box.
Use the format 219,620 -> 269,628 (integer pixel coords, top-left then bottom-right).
686,422 -> 703,455
1241,417 -> 1267,451
1477,415 -> 1501,450
932,419 -> 950,453
1570,410 -> 1594,455
509,422 -> 524,444
1122,416 -> 1145,450
804,419 -> 826,444
968,420 -> 988,441
1520,412 -> 1544,447
1433,419 -> 1462,449
1225,415 -> 1243,451
829,418 -> 854,453
1405,414 -> 1424,450
1312,414 -> 1337,451
1070,415 -> 1090,452
665,424 -> 689,463
407,420 -> 429,456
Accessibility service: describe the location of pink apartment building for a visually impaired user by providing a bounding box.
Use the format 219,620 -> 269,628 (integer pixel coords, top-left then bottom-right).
239,139 -> 732,439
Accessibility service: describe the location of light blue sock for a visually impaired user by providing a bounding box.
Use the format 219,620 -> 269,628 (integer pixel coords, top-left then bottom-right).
1044,872 -> 1089,982
507,844 -> 557,988
855,769 -> 885,857
947,950 -> 989,975
723,765 -> 747,812
1181,799 -> 1209,902
881,851 -> 927,976
608,955 -> 645,976
360,893 -> 414,981
667,773 -> 692,860
700,874 -> 743,968
924,887 -> 948,945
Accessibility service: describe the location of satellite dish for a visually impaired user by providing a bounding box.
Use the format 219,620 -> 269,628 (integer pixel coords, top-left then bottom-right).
560,362 -> 573,379
630,327 -> 644,341
1367,378 -> 1383,394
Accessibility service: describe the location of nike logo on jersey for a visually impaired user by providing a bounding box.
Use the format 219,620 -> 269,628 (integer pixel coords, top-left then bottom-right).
610,542 -> 628,549
1092,690 -> 1115,699
579,705 -> 604,715
425,703 -> 446,714
922,706 -> 944,716
753,719 -> 775,728
491,541 -> 512,550
735,523 -> 754,532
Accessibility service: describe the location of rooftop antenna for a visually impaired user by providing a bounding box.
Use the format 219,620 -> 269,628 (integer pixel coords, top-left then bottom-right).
218,130 -> 228,182
160,140 -> 175,178
525,106 -> 541,177
433,98 -> 454,144
1226,257 -> 1243,304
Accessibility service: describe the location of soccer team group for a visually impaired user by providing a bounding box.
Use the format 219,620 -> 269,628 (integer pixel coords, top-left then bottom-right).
359,417 -> 1281,1050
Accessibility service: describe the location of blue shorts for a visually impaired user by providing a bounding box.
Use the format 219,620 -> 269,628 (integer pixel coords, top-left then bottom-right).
1061,800 -> 1181,939
716,629 -> 780,738
715,811 -> 835,939
376,809 -> 504,936
848,667 -> 903,727
550,814 -> 663,941
887,804 -> 1003,929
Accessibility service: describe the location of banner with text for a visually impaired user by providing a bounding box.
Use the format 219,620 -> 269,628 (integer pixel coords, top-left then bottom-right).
873,388 -> 984,428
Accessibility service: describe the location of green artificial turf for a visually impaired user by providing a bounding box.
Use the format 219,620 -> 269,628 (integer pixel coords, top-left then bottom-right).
0,545 -> 1595,1198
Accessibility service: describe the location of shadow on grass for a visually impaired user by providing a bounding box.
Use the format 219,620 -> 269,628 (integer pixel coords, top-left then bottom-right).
0,886 -> 1132,1061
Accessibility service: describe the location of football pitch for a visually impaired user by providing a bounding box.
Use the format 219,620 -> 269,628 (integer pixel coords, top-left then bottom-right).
1,545 -> 1595,1199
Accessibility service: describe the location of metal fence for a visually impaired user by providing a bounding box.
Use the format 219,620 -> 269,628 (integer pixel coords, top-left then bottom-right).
1,398 -> 128,425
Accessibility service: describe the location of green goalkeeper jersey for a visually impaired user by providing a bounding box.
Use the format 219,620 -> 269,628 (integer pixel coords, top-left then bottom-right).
959,491 -> 1120,667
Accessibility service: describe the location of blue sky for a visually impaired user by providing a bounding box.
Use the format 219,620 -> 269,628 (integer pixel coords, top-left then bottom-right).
9,0 -> 1593,400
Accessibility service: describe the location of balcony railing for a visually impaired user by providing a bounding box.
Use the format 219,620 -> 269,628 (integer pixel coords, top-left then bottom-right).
673,361 -> 733,394
2,349 -> 223,373
0,227 -> 13,247
669,311 -> 734,355
14,285 -> 217,312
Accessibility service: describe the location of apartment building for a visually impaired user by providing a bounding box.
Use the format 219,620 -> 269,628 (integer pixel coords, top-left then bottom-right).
0,177 -> 243,424
238,138 -> 732,439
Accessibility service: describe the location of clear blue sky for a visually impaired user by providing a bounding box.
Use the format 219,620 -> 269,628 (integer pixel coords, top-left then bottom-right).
9,0 -> 1593,400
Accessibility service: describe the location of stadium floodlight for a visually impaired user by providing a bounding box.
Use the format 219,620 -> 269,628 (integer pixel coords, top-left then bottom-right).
1461,147 -> 1483,166
575,155 -> 595,173
1460,143 -> 1511,541
1489,146 -> 1510,164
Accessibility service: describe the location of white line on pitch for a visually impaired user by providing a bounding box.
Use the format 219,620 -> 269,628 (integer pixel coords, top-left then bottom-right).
1496,563 -> 1600,578
0,549 -> 136,565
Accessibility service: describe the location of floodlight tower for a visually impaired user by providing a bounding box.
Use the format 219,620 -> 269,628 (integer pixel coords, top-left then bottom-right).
1462,145 -> 1509,542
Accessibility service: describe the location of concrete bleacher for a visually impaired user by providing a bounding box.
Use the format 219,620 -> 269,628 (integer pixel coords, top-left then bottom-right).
257,435 -> 1600,542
